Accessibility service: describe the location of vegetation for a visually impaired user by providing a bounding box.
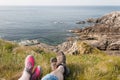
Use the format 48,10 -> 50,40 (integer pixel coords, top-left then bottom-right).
0,39 -> 120,80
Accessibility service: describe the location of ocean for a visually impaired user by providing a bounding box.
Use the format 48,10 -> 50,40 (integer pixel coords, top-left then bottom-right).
0,6 -> 119,45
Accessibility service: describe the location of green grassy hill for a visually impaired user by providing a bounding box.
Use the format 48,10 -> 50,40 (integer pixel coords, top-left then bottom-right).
0,39 -> 120,80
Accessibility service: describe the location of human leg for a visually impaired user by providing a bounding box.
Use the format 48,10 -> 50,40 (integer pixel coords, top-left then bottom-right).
31,66 -> 42,80
50,65 -> 64,80
56,51 -> 70,76
18,55 -> 35,80
50,51 -> 66,71
41,65 -> 64,80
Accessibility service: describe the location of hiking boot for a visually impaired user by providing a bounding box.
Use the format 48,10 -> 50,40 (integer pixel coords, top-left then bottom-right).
50,57 -> 57,71
56,51 -> 70,76
56,51 -> 66,65
31,66 -> 42,80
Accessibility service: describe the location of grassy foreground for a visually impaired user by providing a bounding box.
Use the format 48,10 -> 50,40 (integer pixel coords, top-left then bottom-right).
0,40 -> 120,80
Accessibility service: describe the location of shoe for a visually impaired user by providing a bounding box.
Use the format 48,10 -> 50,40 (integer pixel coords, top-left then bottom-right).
56,51 -> 66,66
31,66 -> 42,80
56,51 -> 70,76
50,57 -> 57,71
25,55 -> 35,74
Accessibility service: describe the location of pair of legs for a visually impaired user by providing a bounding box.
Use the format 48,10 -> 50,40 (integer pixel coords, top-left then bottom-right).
42,51 -> 69,80
19,51 -> 69,80
18,55 -> 41,80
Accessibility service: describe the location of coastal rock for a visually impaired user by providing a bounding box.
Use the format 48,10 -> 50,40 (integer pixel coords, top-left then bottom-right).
97,11 -> 120,25
79,35 -> 97,40
107,41 -> 120,50
86,18 -> 97,23
75,11 -> 120,35
96,39 -> 109,50
56,41 -> 74,53
68,28 -> 82,33
76,21 -> 86,24
68,11 -> 120,54
19,40 -> 40,46
26,11 -> 120,55
35,42 -> 56,53
64,41 -> 101,55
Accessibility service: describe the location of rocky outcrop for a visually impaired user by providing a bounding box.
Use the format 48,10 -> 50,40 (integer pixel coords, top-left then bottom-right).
69,11 -> 120,54
76,21 -> 86,24
67,28 -> 82,33
107,41 -> 120,50
76,18 -> 97,24
63,41 -> 102,55
55,41 -> 74,53
78,11 -> 120,35
21,11 -> 119,55
19,40 -> 40,46
96,11 -> 120,25
86,18 -> 97,23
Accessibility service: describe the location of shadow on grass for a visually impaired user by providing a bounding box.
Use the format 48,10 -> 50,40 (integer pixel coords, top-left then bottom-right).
66,63 -> 85,80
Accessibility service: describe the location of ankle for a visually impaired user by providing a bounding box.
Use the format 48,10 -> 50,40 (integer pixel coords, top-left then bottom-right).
19,70 -> 31,80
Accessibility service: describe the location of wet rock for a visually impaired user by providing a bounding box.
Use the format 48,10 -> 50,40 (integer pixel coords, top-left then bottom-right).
76,21 -> 86,24
68,28 -> 82,33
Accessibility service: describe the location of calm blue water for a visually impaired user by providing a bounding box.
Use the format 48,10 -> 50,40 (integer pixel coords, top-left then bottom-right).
0,6 -> 120,45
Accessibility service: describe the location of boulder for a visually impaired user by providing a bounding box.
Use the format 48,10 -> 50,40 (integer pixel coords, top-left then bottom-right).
64,41 -> 101,55
96,40 -> 109,50
68,28 -> 82,33
86,18 -> 97,23
56,41 -> 73,53
76,21 -> 86,24
107,41 -> 120,50
97,11 -> 120,26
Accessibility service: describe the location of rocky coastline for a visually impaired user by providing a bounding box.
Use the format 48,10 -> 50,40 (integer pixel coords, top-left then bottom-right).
18,11 -> 120,55
67,11 -> 120,55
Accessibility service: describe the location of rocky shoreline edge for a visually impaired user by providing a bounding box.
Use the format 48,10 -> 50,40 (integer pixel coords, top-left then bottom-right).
67,11 -> 120,55
18,11 -> 120,55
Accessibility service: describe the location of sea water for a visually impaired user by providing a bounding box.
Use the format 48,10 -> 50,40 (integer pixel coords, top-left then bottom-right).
0,6 -> 119,45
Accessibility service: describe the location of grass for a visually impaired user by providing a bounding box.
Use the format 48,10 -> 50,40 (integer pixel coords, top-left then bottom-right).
0,39 -> 120,80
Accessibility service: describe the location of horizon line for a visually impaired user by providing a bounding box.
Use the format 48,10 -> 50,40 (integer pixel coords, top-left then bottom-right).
0,5 -> 120,6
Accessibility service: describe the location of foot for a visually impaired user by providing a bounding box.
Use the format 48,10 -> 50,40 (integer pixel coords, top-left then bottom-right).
25,55 -> 35,74
59,64 -> 70,76
56,51 -> 66,66
18,55 -> 35,80
56,52 -> 70,76
31,66 -> 42,80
